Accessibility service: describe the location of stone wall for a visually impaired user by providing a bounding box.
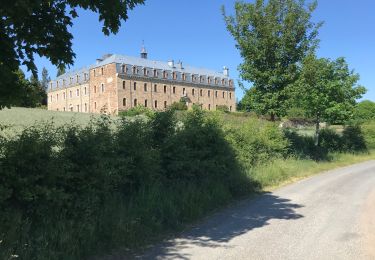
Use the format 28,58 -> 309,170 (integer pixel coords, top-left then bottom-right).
47,83 -> 90,112
89,63 -> 118,114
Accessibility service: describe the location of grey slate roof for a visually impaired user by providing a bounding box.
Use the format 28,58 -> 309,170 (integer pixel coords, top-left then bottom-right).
49,54 -> 231,91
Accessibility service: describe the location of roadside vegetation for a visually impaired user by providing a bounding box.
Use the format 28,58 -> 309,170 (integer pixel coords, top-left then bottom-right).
1,107 -> 374,259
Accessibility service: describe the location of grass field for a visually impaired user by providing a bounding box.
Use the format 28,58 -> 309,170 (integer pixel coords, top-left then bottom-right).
0,107 -> 117,138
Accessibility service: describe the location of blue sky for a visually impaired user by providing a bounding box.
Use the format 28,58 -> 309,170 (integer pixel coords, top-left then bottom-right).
33,0 -> 375,101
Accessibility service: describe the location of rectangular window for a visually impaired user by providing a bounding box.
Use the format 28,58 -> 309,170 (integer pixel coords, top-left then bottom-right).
200,89 -> 203,96
222,91 -> 225,98
215,91 -> 218,98
134,82 -> 137,91
229,92 -> 232,99
144,83 -> 147,92
183,88 -> 186,95
101,84 -> 105,93
84,87 -> 87,95
123,81 -> 126,89
145,99 -> 148,107
154,84 -> 157,92
164,101 -> 167,108
85,103 -> 87,112
154,100 -> 158,108
56,94 -> 59,101
164,85 -> 167,93
77,89 -> 79,96
192,89 -> 195,96
69,91 -> 72,98
208,90 -> 211,97
173,86 -> 176,94
77,105 -> 79,112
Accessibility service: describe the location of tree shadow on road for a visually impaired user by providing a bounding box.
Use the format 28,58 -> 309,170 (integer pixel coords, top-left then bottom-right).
136,193 -> 304,259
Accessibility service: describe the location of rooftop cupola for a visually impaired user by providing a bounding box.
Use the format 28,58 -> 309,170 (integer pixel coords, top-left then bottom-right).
223,66 -> 229,77
140,41 -> 148,59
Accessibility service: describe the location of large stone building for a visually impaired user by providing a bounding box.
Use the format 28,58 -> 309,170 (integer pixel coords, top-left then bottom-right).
47,48 -> 236,114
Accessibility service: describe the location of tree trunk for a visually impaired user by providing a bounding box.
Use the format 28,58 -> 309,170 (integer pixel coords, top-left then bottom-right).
270,113 -> 275,122
314,115 -> 320,146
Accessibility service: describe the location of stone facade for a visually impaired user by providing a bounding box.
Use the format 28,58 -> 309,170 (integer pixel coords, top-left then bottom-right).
47,53 -> 236,114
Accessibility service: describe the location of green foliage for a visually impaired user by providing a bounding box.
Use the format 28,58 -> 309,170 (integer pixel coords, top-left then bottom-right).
284,126 -> 368,160
0,108 -> 372,259
0,0 -> 145,108
170,100 -> 188,111
292,55 -> 366,124
225,119 -> 289,167
352,100 -> 375,123
0,109 -> 256,259
223,0 -> 321,119
361,120 -> 375,149
56,66 -> 66,77
291,55 -> 366,145
118,105 -> 154,117
41,67 -> 51,92
216,105 -> 229,113
286,107 -> 308,120
9,70 -> 47,108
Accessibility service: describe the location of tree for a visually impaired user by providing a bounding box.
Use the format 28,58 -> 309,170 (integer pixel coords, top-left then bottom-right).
41,67 -> 51,92
0,0 -> 145,109
353,100 -> 375,123
56,67 -> 66,77
223,0 -> 321,120
293,55 -> 366,146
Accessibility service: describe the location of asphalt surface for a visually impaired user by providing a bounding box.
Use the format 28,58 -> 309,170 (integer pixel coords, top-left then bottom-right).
136,160 -> 375,260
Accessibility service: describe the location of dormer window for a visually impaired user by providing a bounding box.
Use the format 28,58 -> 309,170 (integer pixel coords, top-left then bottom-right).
173,72 -> 177,80
215,78 -> 218,85
121,65 -> 126,73
199,76 -> 203,83
143,68 -> 147,76
182,73 -> 186,81
132,66 -> 136,74
222,79 -> 225,85
191,75 -> 195,82
163,71 -> 167,79
207,77 -> 211,84
229,80 -> 233,87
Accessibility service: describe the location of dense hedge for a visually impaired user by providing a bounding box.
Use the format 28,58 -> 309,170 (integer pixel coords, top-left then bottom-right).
0,109 -> 371,259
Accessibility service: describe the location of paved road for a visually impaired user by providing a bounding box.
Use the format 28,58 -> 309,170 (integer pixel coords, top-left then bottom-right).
137,160 -> 375,260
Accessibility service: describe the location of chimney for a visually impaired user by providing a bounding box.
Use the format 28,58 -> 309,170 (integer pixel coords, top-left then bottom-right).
177,60 -> 183,69
168,60 -> 175,68
96,58 -> 103,64
223,66 -> 229,77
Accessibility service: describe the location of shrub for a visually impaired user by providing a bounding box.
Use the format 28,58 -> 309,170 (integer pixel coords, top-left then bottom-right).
118,105 -> 154,117
216,105 -> 229,113
169,101 -> 187,111
362,120 -> 375,149
225,119 -> 289,167
0,109 -> 260,259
